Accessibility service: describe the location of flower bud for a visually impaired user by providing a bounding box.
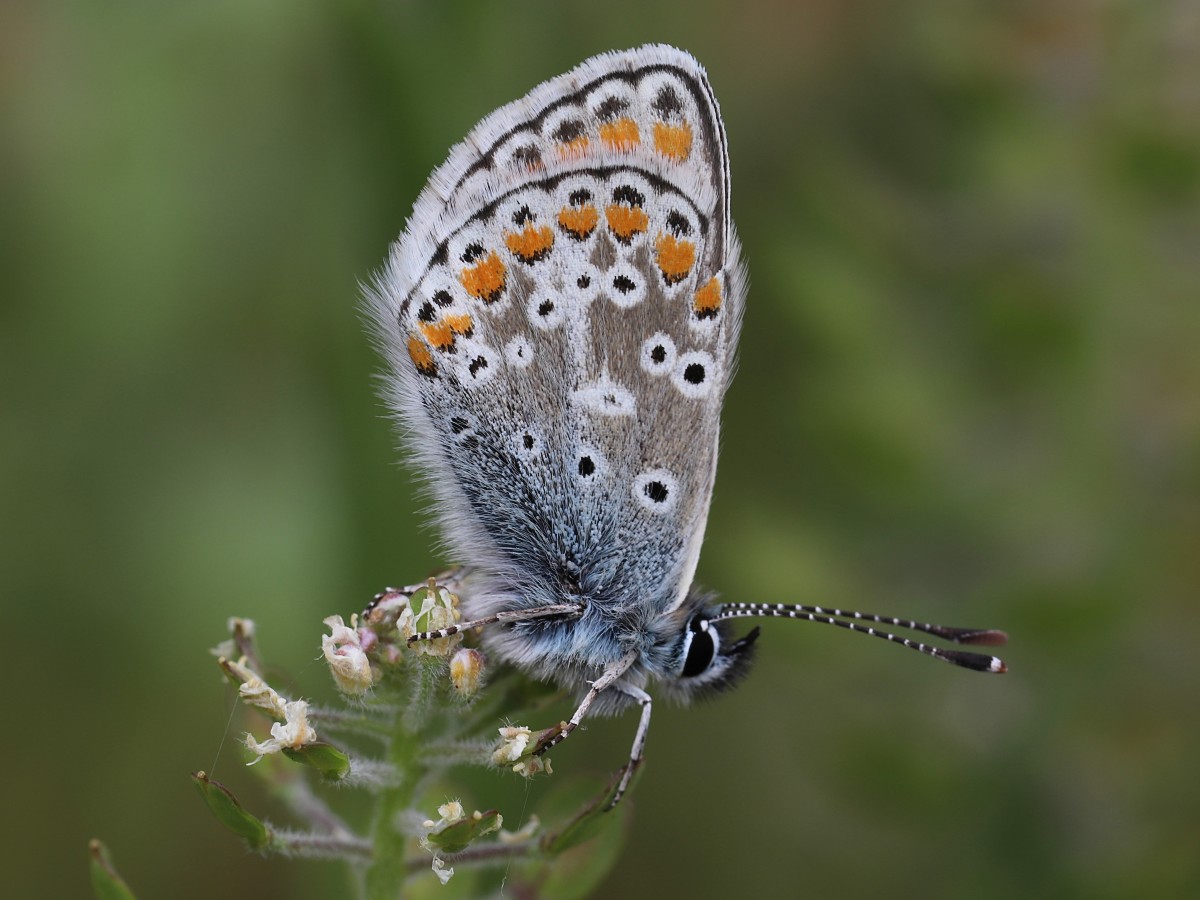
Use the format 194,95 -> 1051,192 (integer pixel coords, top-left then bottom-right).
449,648 -> 485,697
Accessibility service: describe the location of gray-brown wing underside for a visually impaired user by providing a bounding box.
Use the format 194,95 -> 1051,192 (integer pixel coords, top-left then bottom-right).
370,47 -> 745,619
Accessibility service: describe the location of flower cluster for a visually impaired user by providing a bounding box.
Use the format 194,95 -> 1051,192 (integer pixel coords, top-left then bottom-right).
491,725 -> 553,778
215,654 -> 321,764
320,579 -> 480,698
197,577 -> 627,898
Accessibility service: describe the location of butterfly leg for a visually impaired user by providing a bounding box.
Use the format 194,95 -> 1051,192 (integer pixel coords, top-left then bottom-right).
607,684 -> 652,809
533,650 -> 639,756
363,568 -> 467,617
406,602 -> 584,645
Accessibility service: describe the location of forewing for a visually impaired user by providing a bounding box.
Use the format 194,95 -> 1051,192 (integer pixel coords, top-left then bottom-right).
368,45 -> 745,616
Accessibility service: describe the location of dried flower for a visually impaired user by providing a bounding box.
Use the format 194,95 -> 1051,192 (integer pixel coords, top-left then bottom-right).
245,699 -> 317,762
322,615 -> 374,695
238,674 -> 288,720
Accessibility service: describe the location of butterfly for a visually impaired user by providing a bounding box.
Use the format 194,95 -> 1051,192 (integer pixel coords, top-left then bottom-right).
365,44 -> 1007,807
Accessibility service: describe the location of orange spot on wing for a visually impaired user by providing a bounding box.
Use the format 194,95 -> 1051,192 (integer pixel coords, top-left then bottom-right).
654,232 -> 696,285
693,277 -> 722,319
653,121 -> 693,161
504,225 -> 555,263
558,205 -> 599,240
459,251 -> 507,303
599,117 -> 640,151
419,319 -> 454,350
605,204 -> 649,243
407,334 -> 437,376
557,136 -> 590,158
444,313 -> 473,336
419,313 -> 474,350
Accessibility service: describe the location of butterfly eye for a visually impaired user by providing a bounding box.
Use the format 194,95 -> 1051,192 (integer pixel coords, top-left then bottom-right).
680,617 -> 717,678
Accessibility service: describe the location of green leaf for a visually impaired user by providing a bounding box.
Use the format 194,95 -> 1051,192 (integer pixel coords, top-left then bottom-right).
88,840 -> 137,900
191,771 -> 271,850
426,810 -> 503,854
281,741 -> 352,780
540,763 -> 633,855
537,811 -> 627,900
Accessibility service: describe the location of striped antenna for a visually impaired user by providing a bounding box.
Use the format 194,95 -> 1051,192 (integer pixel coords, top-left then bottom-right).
712,603 -> 1008,673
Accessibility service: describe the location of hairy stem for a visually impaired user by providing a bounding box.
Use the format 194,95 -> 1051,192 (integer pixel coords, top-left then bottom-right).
405,838 -> 542,873
364,662 -> 444,897
270,828 -> 373,861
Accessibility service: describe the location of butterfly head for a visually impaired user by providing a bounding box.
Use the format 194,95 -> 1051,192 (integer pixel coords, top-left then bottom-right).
654,592 -> 761,703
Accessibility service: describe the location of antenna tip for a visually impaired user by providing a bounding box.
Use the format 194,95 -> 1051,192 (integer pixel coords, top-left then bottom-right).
958,629 -> 1009,647
990,657 -> 1007,674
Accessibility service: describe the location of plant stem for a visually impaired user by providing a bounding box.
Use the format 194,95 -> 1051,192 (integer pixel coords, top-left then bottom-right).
404,838 -> 541,873
270,829 -> 373,861
363,662 -> 442,897
276,777 -> 352,835
307,705 -> 393,740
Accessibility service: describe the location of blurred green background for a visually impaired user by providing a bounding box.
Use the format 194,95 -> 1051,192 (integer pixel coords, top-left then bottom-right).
4,0 -> 1198,897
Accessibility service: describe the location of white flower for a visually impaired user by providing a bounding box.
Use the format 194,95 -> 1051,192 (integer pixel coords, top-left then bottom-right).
421,798 -> 465,830
322,615 -> 374,695
322,614 -> 357,646
418,800 -> 467,884
245,699 -> 317,762
491,725 -> 532,764
437,799 -> 465,825
417,803 -> 501,885
512,756 -> 552,778
430,855 -> 454,885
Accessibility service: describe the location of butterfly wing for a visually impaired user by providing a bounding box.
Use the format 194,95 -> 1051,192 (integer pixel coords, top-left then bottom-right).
368,45 -> 745,630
